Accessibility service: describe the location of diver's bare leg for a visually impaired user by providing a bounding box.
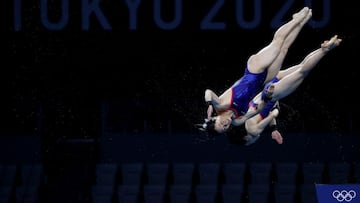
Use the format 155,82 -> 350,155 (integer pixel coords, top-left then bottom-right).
247,7 -> 310,74
265,9 -> 313,82
271,35 -> 342,101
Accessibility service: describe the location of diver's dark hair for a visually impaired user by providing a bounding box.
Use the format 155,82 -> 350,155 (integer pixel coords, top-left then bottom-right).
196,118 -> 247,145
195,101 -> 222,136
195,118 -> 220,137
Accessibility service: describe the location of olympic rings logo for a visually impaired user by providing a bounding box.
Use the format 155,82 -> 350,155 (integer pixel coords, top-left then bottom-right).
332,190 -> 357,202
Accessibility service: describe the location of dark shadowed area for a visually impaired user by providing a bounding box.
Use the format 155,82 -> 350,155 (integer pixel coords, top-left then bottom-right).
2,0 -> 360,202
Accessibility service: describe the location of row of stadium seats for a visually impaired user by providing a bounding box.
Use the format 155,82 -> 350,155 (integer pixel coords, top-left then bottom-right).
91,161 -> 360,203
0,164 -> 45,203
1,161 -> 359,203
94,161 -> 360,187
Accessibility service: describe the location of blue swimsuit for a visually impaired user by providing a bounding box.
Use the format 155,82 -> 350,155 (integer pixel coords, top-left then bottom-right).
223,67 -> 267,118
258,77 -> 280,118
